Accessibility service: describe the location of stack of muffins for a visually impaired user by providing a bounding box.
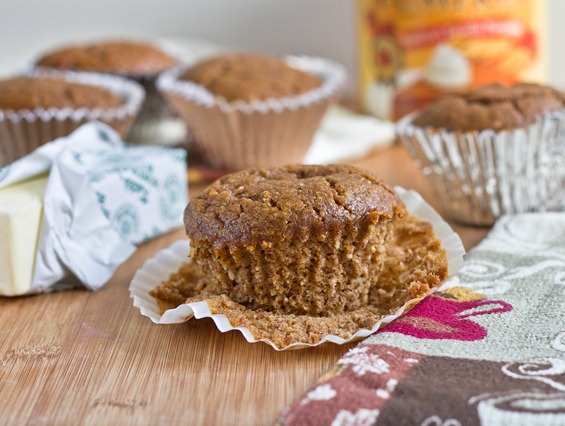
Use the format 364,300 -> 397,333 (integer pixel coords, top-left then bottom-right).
0,39 -> 183,166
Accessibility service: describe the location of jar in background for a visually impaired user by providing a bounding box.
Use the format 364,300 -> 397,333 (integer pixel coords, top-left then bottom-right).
358,0 -> 547,120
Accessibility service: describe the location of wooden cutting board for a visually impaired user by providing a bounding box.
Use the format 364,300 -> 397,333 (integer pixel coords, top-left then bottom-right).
0,146 -> 487,425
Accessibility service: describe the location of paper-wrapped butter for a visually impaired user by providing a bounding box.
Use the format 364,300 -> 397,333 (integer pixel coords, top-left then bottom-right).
0,177 -> 47,295
0,122 -> 187,296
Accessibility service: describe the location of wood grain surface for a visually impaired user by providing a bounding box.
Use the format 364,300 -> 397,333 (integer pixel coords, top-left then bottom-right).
0,146 -> 488,426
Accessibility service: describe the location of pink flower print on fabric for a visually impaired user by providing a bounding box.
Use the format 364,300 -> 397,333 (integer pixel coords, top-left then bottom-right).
382,294 -> 513,341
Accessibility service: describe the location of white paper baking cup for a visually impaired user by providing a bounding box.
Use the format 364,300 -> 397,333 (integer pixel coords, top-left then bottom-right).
0,70 -> 144,167
157,55 -> 346,170
397,111 -> 565,226
129,187 -> 465,351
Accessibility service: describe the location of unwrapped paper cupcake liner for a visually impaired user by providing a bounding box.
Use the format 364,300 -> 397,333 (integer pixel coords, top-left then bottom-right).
397,111 -> 565,226
1,70 -> 144,167
129,187 -> 465,351
157,55 -> 346,170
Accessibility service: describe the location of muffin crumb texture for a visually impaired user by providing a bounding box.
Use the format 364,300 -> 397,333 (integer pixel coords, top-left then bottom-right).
150,215 -> 447,348
185,164 -> 405,315
180,54 -> 321,102
413,82 -> 565,132
0,77 -> 123,111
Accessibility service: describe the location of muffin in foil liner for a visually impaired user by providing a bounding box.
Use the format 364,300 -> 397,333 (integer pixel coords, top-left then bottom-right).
0,70 -> 144,167
157,55 -> 346,170
397,111 -> 565,226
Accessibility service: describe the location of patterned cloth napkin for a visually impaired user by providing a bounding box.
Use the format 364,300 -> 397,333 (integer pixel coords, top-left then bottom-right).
279,213 -> 565,426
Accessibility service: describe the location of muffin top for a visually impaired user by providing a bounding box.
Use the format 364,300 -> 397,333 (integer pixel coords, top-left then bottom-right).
0,76 -> 123,111
180,54 -> 321,102
185,164 -> 405,249
412,83 -> 565,132
36,40 -> 177,76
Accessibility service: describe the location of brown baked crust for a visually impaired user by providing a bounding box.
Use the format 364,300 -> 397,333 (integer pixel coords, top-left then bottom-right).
186,164 -> 403,249
36,40 -> 177,76
0,76 -> 123,111
413,83 -> 565,132
180,54 -> 321,102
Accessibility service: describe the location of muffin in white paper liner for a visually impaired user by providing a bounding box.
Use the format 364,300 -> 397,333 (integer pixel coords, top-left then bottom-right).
28,40 -> 185,146
397,110 -> 565,226
129,187 -> 465,351
0,70 -> 144,167
157,55 -> 346,170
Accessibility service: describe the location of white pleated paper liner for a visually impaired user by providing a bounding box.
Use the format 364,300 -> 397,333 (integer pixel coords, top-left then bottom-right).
130,187 -> 465,351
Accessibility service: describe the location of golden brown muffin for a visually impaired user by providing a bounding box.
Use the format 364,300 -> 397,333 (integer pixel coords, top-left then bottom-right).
149,165 -> 450,347
36,40 -> 177,77
183,164 -> 406,315
180,54 -> 321,102
412,83 -> 565,132
158,53 -> 343,170
0,76 -> 122,111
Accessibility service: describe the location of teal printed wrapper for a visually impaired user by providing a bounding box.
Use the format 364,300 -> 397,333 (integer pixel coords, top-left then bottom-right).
76,140 -> 187,244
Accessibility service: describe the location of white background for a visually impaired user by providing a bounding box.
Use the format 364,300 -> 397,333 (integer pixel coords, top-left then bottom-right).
0,0 -> 563,96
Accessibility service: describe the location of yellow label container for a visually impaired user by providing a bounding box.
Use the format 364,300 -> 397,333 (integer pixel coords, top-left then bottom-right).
358,0 -> 547,120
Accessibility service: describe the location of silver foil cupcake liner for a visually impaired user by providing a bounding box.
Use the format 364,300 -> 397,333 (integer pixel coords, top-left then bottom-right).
157,55 -> 346,170
0,70 -> 144,167
397,111 -> 565,226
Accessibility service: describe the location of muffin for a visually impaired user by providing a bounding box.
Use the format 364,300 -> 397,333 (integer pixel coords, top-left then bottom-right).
0,72 -> 144,166
397,83 -> 565,226
412,83 -> 564,131
157,53 -> 345,170
146,165 -> 453,348
183,164 -> 404,315
34,40 -> 179,143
